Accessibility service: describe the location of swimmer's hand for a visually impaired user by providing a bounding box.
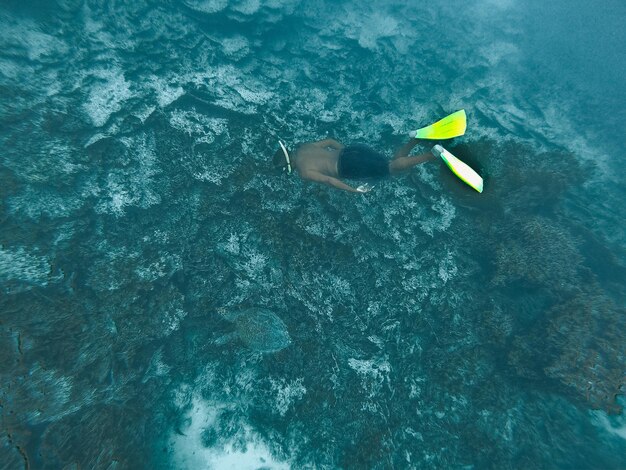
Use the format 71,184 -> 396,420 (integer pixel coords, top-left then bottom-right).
356,183 -> 375,193
409,130 -> 417,138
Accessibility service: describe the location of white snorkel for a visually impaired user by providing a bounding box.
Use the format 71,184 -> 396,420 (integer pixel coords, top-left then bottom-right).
278,140 -> 292,175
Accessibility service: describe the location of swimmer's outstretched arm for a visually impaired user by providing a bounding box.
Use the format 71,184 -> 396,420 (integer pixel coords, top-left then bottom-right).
302,171 -> 359,193
315,139 -> 344,150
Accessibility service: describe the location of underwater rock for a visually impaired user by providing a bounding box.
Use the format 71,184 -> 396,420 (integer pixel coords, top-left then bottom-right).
491,216 -> 582,291
509,289 -> 626,414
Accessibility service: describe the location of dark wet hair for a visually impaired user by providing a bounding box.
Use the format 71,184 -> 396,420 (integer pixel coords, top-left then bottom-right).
272,147 -> 287,168
273,143 -> 294,175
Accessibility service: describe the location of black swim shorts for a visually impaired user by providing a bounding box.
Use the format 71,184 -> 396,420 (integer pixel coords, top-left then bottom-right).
337,144 -> 389,179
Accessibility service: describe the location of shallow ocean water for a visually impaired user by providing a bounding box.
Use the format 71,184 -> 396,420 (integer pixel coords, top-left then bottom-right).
1,0 -> 625,468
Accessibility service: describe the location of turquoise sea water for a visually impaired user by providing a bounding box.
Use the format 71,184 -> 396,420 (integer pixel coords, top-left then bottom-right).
1,0 -> 625,468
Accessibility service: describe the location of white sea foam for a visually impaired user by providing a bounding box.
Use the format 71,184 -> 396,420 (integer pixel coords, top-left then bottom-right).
477,0 -> 516,11
316,6 -> 401,52
95,134 -> 161,216
169,394 -> 290,469
437,250 -> 458,284
191,154 -> 236,185
6,136 -> 90,222
8,187 -> 84,220
238,250 -> 268,279
3,138 -> 85,184
356,13 -> 400,50
591,409 -> 626,441
82,68 -> 133,127
23,364 -> 94,424
150,77 -> 185,108
87,240 -> 138,291
169,109 -> 229,144
232,0 -> 261,16
183,0 -> 229,14
347,356 -> 391,399
371,112 -> 405,134
142,348 -> 172,383
187,65 -> 274,114
328,274 -> 352,297
298,211 -> 334,238
479,41 -> 519,66
0,56 -> 22,82
220,35 -> 250,59
135,253 -> 183,282
0,18 -> 69,62
269,377 -> 307,417
418,196 -> 457,237
218,233 -> 242,255
0,246 -> 50,288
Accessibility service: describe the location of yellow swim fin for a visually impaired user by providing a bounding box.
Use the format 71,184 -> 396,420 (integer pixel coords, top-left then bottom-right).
432,144 -> 483,193
410,109 -> 467,140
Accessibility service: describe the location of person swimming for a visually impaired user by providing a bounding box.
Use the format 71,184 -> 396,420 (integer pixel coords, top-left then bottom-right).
272,137 -> 435,193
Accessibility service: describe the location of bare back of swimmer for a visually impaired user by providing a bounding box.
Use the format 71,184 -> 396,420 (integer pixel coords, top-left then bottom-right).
272,138 -> 435,193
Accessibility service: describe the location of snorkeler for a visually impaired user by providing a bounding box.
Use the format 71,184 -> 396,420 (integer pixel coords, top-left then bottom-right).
273,138 -> 435,193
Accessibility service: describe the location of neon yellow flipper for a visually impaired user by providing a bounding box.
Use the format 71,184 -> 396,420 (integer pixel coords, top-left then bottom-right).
411,109 -> 467,140
432,144 -> 483,193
